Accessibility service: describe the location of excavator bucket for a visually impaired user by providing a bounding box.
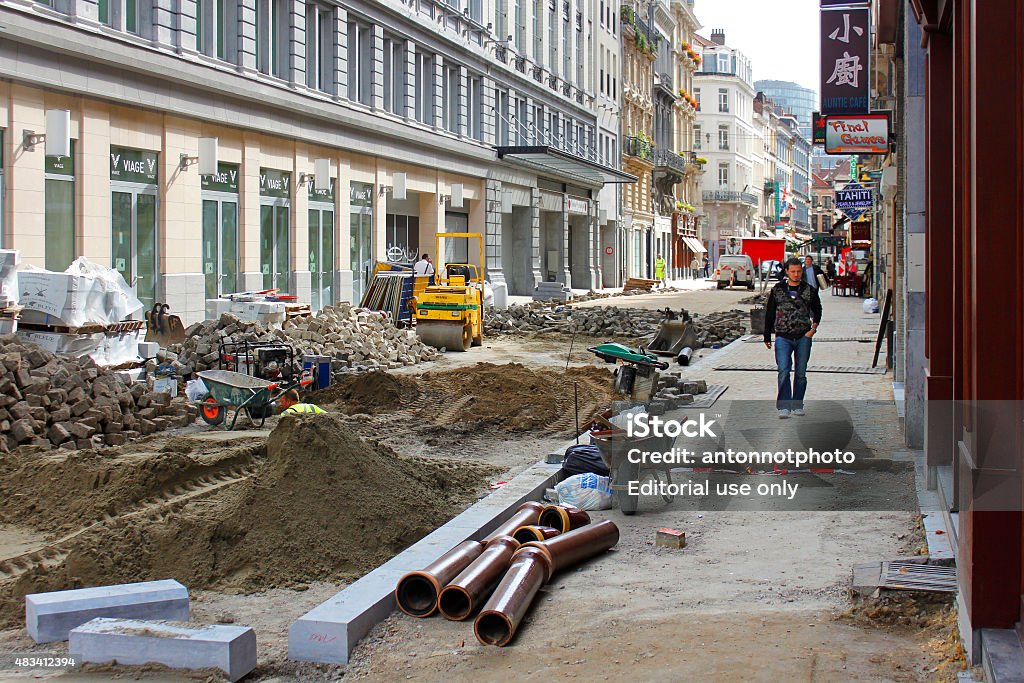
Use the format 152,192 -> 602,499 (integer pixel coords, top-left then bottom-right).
416,321 -> 471,352
145,303 -> 187,347
648,319 -> 697,357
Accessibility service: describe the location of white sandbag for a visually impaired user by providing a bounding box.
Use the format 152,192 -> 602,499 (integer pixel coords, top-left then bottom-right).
555,473 -> 613,511
863,297 -> 879,314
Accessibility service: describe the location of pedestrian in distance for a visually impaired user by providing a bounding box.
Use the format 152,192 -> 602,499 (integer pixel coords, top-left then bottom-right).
689,256 -> 700,280
703,256 -> 710,278
804,255 -> 826,289
825,258 -> 837,284
655,254 -> 667,288
764,257 -> 823,419
413,253 -> 435,277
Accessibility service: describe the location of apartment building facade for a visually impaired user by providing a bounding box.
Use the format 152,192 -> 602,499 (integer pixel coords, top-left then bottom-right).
0,0 -> 631,323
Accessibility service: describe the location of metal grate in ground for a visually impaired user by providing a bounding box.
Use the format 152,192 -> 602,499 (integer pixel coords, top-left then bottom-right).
879,561 -> 958,592
712,363 -> 887,375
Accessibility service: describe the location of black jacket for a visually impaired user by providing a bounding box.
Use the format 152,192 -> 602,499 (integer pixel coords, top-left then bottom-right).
764,280 -> 823,343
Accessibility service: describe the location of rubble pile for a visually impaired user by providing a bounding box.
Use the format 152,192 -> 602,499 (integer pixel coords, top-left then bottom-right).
169,304 -> 438,377
485,304 -> 750,349
0,336 -> 196,452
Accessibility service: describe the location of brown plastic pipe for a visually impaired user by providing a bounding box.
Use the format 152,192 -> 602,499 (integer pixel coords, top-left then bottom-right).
511,525 -> 561,544
538,503 -> 591,533
473,546 -> 553,646
395,540 -> 484,617
520,519 -> 620,573
437,536 -> 520,621
483,501 -> 545,542
474,520 -> 620,646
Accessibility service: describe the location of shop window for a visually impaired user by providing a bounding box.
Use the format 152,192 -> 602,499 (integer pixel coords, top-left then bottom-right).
350,182 -> 373,302
383,34 -> 406,114
45,141 -> 76,272
201,163 -> 240,299
306,2 -> 337,93
347,19 -> 372,105
308,179 -> 336,310
385,214 -> 419,263
414,50 -> 436,125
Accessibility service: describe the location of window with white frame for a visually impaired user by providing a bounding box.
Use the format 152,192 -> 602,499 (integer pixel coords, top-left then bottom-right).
442,64 -> 461,133
575,12 -> 584,87
306,2 -> 336,93
383,35 -> 406,114
562,15 -> 570,78
257,0 -> 288,78
347,20 -> 372,105
718,88 -> 729,113
718,125 -> 729,150
517,97 -> 529,144
548,4 -> 557,72
693,125 -> 701,150
468,75 -> 483,141
718,163 -> 729,189
414,50 -> 435,124
494,0 -> 506,44
196,0 -> 238,61
496,89 -> 510,144
533,0 -> 542,61
513,0 -> 523,49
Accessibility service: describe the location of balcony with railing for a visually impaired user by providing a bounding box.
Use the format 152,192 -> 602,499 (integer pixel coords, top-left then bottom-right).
703,190 -> 759,207
624,136 -> 653,161
652,148 -> 686,174
655,71 -> 674,97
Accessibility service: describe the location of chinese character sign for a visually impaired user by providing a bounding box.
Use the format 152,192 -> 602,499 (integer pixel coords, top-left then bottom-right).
821,7 -> 870,115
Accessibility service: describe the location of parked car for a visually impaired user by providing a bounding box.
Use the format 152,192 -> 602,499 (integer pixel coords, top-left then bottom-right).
715,255 -> 756,290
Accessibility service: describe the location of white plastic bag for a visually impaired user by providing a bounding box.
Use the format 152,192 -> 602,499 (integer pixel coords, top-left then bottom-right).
185,378 -> 209,402
555,473 -> 613,511
863,297 -> 879,314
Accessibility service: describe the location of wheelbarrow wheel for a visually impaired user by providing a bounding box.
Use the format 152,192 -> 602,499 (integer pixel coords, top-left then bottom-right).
199,395 -> 225,426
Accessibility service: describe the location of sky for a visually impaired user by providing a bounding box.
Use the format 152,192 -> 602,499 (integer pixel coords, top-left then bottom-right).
693,0 -> 820,94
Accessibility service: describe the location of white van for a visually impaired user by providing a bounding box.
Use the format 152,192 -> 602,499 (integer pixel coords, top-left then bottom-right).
714,254 -> 756,290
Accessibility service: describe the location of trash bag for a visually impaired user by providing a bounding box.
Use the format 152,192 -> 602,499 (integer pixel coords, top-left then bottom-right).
863,297 -> 880,314
555,473 -> 613,511
185,378 -> 209,402
561,444 -> 610,477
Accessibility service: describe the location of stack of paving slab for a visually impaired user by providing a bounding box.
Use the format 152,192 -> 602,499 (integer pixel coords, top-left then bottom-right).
650,376 -> 709,412
25,579 -> 256,681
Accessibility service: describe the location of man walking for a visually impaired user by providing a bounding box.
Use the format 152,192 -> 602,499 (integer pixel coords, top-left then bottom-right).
804,255 -> 825,289
764,258 -> 823,418
690,256 -> 700,280
703,256 -> 710,278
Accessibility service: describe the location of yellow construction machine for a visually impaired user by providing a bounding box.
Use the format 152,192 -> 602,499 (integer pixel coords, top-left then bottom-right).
410,232 -> 484,352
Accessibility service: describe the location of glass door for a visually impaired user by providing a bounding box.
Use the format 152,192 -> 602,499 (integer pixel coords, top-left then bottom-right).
308,204 -> 335,310
260,202 -> 291,291
202,198 -> 239,299
350,211 -> 372,302
111,188 -> 158,310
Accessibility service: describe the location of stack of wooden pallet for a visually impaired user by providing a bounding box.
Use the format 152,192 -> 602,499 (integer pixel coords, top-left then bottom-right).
285,303 -> 312,321
623,278 -> 658,292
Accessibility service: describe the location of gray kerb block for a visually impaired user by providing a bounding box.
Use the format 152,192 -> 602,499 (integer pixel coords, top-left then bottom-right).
288,459 -> 562,664
69,618 -> 256,682
26,579 -> 189,643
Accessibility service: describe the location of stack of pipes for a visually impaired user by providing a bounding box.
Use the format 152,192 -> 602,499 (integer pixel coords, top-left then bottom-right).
394,501 -> 620,646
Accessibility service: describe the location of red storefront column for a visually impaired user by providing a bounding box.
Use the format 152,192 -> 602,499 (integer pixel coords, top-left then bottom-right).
955,0 -> 1024,631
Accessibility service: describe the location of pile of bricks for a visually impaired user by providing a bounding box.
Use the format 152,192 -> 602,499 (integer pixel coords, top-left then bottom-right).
0,337 -> 196,452
169,304 -> 437,378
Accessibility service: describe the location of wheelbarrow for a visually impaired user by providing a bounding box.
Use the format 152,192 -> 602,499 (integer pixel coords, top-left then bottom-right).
590,428 -> 676,515
196,369 -> 309,430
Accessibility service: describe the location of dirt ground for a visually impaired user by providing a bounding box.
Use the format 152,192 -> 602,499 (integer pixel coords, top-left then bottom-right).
0,287 -> 960,682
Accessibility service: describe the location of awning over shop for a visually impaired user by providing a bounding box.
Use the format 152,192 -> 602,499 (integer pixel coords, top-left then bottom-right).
683,237 -> 707,253
496,146 -> 638,185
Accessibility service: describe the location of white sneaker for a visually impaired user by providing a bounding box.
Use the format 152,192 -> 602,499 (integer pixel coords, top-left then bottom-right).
778,409 -> 791,419
792,408 -> 805,416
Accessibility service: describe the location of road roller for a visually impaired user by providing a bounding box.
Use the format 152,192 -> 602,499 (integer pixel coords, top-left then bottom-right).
410,232 -> 484,352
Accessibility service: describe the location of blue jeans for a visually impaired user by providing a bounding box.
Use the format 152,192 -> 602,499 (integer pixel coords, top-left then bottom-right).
775,335 -> 812,410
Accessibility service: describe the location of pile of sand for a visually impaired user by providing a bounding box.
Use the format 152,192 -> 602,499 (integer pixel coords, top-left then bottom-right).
415,363 -> 615,432
0,417 -> 496,626
308,372 -> 420,414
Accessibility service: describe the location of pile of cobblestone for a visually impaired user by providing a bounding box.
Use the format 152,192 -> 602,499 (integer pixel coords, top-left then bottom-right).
485,304 -> 749,349
168,304 -> 438,378
0,336 -> 195,452
649,375 -> 710,413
